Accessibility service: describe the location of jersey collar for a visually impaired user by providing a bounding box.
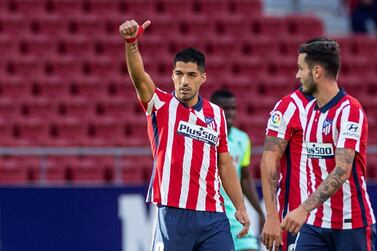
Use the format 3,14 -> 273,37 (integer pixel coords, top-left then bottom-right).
315,88 -> 346,113
173,91 -> 203,112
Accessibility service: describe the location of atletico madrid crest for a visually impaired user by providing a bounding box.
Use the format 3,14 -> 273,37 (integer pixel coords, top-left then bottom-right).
205,117 -> 217,131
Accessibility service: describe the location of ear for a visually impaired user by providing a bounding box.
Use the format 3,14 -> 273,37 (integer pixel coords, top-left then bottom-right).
201,72 -> 207,85
313,65 -> 323,79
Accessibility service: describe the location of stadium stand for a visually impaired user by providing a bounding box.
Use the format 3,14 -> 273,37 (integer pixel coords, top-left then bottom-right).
0,0 -> 377,184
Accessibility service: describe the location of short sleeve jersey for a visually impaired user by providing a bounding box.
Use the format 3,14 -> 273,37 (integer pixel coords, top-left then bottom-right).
140,88 -> 229,212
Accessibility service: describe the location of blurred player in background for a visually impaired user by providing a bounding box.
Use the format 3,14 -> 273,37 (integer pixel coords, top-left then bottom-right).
260,82 -> 313,251
282,37 -> 376,250
119,19 -> 250,251
211,89 -> 265,251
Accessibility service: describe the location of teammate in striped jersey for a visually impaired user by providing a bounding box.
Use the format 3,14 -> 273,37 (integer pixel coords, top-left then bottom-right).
211,89 -> 265,251
260,88 -> 313,251
281,37 -> 376,250
119,19 -> 250,251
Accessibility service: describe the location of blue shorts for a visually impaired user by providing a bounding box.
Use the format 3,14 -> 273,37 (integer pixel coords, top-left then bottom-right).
151,205 -> 234,251
280,231 -> 298,251
295,223 -> 376,251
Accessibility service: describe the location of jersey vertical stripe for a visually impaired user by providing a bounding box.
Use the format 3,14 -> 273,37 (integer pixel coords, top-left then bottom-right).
265,90 -> 313,221
305,89 -> 375,229
140,88 -> 228,212
179,113 -> 197,208
161,98 -> 179,205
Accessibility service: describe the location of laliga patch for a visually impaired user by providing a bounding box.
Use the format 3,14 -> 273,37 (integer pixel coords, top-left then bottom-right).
177,121 -> 218,145
306,142 -> 334,159
341,122 -> 361,140
267,111 -> 283,130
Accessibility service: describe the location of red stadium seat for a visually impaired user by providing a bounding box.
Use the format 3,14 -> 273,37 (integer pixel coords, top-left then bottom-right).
57,97 -> 95,118
0,97 -> 20,119
82,56 -> 117,77
0,77 -> 32,98
352,35 -> 377,57
241,36 -> 280,58
12,117 -> 50,146
0,34 -> 18,56
86,117 -> 126,146
71,77 -> 108,98
6,56 -> 44,78
0,14 -> 31,36
31,77 -> 70,98
30,15 -> 62,36
46,0 -> 83,15
57,35 -> 93,56
8,0 -> 46,17
44,56 -> 83,78
82,0 -> 121,17
0,159 -> 29,184
20,97 -> 57,119
19,35 -> 57,57
69,157 -> 107,183
48,117 -> 88,146
286,15 -> 324,37
229,0 -> 262,17
192,0 -> 229,17
250,16 -> 290,36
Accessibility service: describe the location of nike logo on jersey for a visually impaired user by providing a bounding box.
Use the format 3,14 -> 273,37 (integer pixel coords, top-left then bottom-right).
306,142 -> 334,158
177,121 -> 218,145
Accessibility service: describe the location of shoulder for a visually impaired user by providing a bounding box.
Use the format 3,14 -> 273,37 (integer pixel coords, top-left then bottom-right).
231,127 -> 250,142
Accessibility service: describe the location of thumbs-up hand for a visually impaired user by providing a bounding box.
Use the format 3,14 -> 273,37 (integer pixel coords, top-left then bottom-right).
119,19 -> 151,42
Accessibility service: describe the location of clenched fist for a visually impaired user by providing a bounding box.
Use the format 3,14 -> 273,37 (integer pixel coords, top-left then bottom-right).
119,19 -> 151,41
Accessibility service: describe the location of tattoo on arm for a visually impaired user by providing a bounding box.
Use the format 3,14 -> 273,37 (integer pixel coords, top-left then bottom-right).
263,136 -> 288,154
270,170 -> 279,204
302,148 -> 354,212
128,42 -> 138,53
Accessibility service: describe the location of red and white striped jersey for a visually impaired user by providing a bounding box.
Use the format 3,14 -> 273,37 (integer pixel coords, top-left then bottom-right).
140,88 -> 229,212
305,89 -> 375,229
266,89 -> 314,220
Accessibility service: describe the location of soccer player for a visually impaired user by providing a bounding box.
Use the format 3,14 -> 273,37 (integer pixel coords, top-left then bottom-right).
119,19 -> 250,251
260,84 -> 314,251
211,89 -> 265,251
281,37 -> 376,250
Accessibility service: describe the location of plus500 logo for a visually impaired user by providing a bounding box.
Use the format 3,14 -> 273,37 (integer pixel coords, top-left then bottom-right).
307,142 -> 334,159
177,121 -> 218,145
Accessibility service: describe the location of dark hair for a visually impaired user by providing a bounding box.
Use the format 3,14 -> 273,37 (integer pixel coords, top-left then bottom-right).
174,47 -> 205,72
210,89 -> 235,104
298,37 -> 340,79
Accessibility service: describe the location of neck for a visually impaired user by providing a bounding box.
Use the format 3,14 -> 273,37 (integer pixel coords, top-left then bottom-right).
176,94 -> 199,108
314,79 -> 339,108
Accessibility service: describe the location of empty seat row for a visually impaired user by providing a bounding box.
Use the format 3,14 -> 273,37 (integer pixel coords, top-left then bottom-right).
0,0 -> 262,18
0,155 -> 154,184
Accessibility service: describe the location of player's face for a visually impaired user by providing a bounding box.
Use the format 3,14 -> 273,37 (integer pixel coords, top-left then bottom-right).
217,97 -> 237,129
172,61 -> 206,107
296,53 -> 318,95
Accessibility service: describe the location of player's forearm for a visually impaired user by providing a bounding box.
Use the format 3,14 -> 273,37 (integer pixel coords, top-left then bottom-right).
220,163 -> 246,211
301,166 -> 349,212
125,42 -> 148,85
302,148 -> 353,212
241,175 -> 264,215
260,156 -> 280,217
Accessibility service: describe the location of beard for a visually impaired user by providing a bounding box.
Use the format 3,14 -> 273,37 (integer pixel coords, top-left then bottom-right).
301,74 -> 318,96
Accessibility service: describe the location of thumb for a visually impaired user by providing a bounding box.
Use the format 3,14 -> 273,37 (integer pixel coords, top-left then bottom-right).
142,20 -> 151,30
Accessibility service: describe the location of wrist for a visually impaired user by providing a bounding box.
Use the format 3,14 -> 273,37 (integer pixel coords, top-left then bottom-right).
300,204 -> 311,214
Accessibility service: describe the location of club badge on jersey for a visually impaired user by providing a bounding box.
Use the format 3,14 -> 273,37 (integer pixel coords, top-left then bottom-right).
177,121 -> 218,145
322,119 -> 333,135
205,116 -> 217,131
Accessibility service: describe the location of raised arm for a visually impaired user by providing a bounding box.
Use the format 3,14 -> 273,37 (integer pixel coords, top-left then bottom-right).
281,148 -> 355,234
119,19 -> 155,102
260,136 -> 288,251
218,152 -> 250,238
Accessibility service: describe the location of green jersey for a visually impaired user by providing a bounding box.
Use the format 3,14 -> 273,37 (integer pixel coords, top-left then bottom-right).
220,127 -> 251,216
